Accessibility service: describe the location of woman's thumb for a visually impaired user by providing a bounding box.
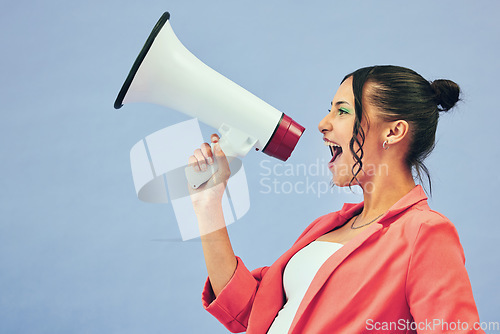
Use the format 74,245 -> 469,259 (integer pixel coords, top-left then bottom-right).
213,141 -> 225,158
213,141 -> 231,178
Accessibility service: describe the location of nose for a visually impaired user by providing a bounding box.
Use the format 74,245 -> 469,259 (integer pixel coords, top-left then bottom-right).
318,113 -> 332,134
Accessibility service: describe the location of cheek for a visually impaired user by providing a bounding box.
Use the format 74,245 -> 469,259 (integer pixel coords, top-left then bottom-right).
362,133 -> 383,159
338,135 -> 374,169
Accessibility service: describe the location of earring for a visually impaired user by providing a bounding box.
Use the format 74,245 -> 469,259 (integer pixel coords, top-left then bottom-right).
383,140 -> 390,150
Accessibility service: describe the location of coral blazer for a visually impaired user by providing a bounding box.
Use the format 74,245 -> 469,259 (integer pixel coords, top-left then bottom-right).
201,185 -> 484,333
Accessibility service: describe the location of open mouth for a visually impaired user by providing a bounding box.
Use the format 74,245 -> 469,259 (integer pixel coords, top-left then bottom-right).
324,141 -> 343,164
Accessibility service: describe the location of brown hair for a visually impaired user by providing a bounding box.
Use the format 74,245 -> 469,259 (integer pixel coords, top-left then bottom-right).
342,65 -> 461,193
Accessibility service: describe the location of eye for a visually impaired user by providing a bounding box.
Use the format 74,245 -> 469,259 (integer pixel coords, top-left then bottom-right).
338,107 -> 351,115
327,109 -> 331,113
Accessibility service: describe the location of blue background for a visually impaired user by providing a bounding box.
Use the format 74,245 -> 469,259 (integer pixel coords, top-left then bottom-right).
1,0 -> 499,332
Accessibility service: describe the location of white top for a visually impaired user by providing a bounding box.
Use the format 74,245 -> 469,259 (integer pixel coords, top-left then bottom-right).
267,241 -> 343,333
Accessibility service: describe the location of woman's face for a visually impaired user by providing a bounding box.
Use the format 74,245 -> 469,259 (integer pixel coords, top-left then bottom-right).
318,77 -> 385,188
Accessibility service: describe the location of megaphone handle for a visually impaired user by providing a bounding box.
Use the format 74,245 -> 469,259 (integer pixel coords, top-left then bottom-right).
185,141 -> 235,190
185,144 -> 220,189
185,126 -> 254,189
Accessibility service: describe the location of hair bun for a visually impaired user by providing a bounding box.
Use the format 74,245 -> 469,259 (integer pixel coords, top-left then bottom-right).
430,79 -> 461,112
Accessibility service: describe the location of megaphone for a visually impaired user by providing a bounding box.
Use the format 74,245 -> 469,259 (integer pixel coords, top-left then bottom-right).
115,12 -> 305,189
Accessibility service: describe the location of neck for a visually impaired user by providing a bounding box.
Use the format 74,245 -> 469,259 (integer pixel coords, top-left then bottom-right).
358,165 -> 416,220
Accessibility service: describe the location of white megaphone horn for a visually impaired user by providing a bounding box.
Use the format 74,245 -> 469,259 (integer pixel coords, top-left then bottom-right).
115,12 -> 305,189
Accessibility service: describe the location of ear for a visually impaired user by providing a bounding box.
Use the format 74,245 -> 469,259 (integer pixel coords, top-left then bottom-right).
383,120 -> 409,146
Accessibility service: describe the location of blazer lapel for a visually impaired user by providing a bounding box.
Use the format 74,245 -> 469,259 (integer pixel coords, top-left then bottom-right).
248,203 -> 363,333
288,220 -> 383,332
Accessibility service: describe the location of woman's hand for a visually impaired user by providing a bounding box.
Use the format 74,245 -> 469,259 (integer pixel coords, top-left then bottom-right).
188,134 -> 231,211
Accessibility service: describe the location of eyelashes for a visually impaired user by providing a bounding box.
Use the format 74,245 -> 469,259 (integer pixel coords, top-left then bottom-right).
327,108 -> 351,115
339,107 -> 351,115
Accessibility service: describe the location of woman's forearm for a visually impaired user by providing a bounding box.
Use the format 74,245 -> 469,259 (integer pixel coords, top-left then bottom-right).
196,203 -> 237,297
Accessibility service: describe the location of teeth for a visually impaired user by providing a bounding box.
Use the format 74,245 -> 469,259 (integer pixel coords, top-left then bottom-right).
324,141 -> 341,148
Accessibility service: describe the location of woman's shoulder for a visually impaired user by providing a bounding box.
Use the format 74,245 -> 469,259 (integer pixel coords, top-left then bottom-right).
402,201 -> 454,227
395,202 -> 461,243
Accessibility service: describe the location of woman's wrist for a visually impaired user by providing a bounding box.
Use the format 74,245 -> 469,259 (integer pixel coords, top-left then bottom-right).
193,199 -> 224,216
195,201 -> 227,236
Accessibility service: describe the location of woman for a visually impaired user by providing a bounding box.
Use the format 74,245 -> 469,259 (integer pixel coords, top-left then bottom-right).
188,65 -> 484,333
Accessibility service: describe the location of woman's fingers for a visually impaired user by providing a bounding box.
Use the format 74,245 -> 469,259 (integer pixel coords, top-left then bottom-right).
188,134 -> 223,173
188,154 -> 200,172
193,148 -> 208,171
201,142 -> 213,165
187,134 -> 231,196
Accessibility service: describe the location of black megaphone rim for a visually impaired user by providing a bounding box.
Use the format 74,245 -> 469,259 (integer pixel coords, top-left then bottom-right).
114,12 -> 171,109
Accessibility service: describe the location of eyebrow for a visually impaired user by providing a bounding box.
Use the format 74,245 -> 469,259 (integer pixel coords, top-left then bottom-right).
331,101 -> 352,107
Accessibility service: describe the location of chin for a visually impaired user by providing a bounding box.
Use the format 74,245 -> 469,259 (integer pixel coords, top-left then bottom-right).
329,163 -> 356,187
330,176 -> 355,188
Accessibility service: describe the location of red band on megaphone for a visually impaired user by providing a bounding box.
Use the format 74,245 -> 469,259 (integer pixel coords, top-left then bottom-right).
263,114 -> 305,161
